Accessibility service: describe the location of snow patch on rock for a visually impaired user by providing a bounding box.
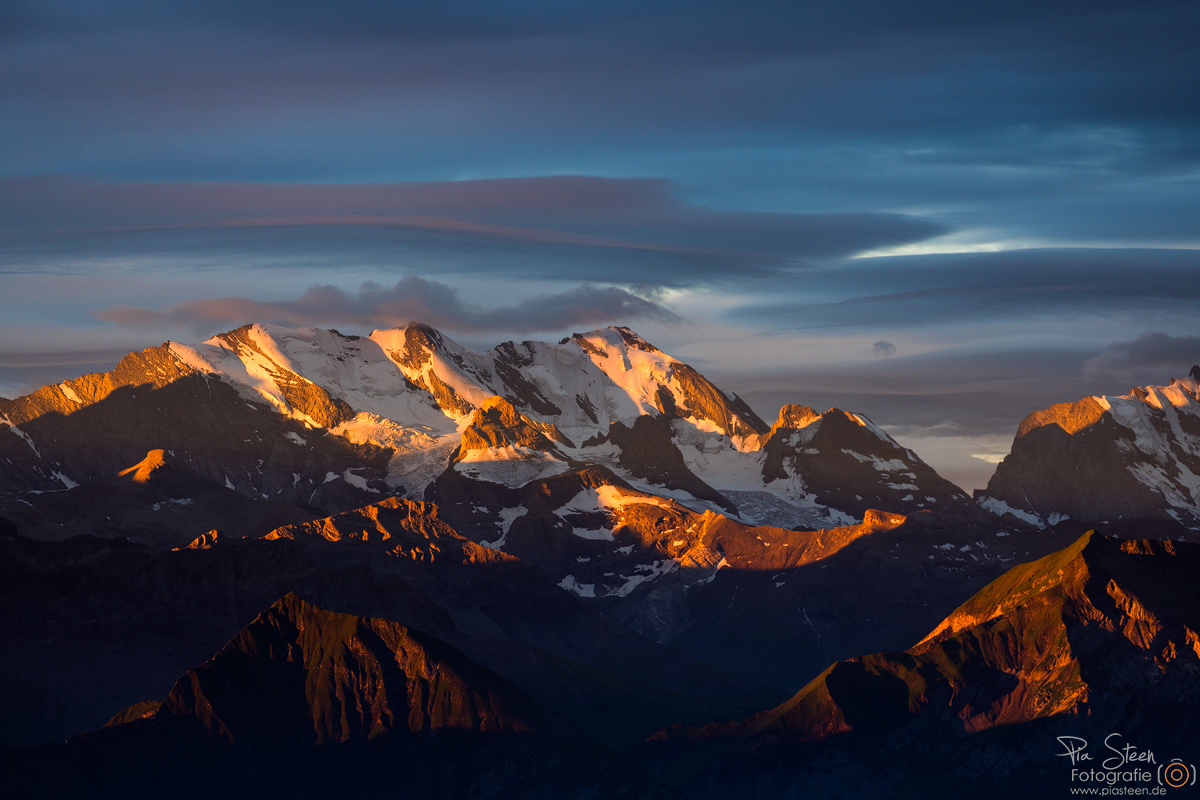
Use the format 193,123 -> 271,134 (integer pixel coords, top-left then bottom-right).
558,575 -> 596,598
605,559 -> 680,598
52,470 -> 77,489
483,506 -> 528,550
977,495 -> 1041,526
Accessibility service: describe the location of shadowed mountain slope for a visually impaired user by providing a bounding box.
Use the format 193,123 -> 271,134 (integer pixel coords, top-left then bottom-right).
428,461 -> 1068,691
4,448 -> 322,547
0,504 -> 775,749
0,594 -> 666,799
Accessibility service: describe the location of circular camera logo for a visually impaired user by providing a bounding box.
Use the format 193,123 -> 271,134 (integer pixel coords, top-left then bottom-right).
1164,761 -> 1191,788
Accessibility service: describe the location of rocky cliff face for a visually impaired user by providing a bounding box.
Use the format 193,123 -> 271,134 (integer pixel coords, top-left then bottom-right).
979,374 -> 1200,530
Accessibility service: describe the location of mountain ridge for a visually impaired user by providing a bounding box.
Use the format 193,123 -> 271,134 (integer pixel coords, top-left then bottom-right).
2,321 -> 992,538
641,530 -> 1200,797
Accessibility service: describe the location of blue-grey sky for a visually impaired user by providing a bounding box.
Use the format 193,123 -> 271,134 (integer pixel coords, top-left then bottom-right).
3,0 -> 1199,490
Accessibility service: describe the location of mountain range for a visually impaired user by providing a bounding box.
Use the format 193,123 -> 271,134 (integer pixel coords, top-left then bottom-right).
2,322 -> 1197,797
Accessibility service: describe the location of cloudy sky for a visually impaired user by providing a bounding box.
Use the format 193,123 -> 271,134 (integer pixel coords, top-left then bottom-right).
3,1 -> 1199,490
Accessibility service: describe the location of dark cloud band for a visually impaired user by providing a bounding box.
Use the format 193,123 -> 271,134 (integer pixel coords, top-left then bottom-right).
94,277 -> 682,336
1084,332 -> 1200,386
0,176 -> 947,284
729,248 -> 1200,330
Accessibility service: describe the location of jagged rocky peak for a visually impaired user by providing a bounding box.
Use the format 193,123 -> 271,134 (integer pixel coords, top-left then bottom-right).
394,319 -> 448,353
747,403 -> 984,524
206,322 -> 263,353
450,397 -> 577,488
371,321 -> 457,377
758,404 -> 899,454
771,404 -> 821,432
459,396 -> 573,454
264,496 -> 517,568
152,593 -> 541,743
752,404 -> 821,450
979,370 -> 1200,530
369,322 -> 493,418
572,325 -> 661,356
913,531 -> 1200,710
179,323 -> 357,427
1014,396 -> 1107,439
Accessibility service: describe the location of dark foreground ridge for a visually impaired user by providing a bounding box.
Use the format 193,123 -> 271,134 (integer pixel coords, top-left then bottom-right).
0,593 -> 667,799
640,531 -> 1200,798
0,507 -> 772,750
